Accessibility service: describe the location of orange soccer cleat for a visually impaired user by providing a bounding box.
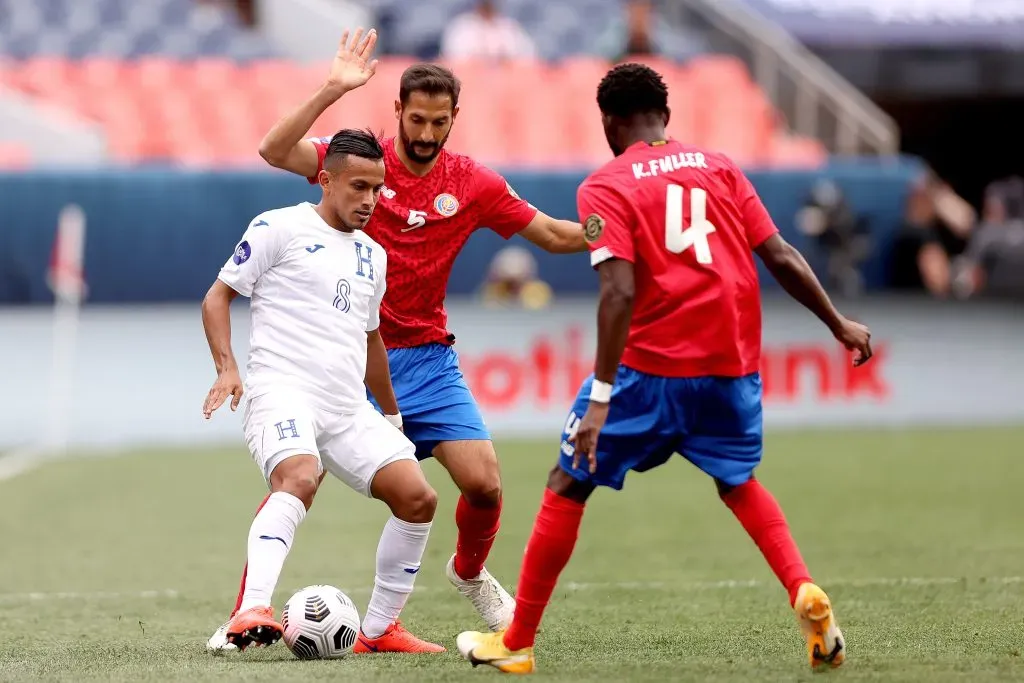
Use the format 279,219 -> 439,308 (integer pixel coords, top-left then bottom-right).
352,620 -> 446,654
224,605 -> 283,650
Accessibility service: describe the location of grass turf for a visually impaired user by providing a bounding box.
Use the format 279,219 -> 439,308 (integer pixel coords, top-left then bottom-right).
1,426 -> 1022,681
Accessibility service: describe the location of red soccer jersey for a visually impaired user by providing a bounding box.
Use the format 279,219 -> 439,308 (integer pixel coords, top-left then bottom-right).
580,139 -> 778,378
308,136 -> 538,348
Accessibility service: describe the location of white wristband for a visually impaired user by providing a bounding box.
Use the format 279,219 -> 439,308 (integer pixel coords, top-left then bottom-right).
384,413 -> 403,428
589,380 -> 613,404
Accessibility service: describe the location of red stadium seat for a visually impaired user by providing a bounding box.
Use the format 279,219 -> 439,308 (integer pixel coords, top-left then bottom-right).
0,141 -> 31,169
0,55 -> 828,168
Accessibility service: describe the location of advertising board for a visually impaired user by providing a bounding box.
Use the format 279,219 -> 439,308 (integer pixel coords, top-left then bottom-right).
1,298 -> 1020,451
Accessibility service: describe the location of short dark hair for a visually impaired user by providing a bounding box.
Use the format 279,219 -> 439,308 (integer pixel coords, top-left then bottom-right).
324,128 -> 385,169
399,64 -> 461,107
596,63 -> 669,119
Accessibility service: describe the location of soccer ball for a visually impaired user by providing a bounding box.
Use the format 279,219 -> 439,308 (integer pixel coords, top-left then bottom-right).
281,585 -> 361,660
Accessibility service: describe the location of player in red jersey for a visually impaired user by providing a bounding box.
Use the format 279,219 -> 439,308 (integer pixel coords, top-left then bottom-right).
456,63 -> 873,673
205,29 -> 586,654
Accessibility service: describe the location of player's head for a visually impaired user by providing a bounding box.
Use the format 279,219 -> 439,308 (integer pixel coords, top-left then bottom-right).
596,63 -> 670,157
396,64 -> 461,164
317,128 -> 386,231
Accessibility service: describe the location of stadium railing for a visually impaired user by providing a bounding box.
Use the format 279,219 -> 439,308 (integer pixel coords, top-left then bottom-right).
665,0 -> 900,157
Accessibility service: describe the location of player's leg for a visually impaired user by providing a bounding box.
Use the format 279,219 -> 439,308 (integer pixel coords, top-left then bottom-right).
456,469 -> 595,675
207,472 -> 326,654
457,369 -> 675,673
375,343 -> 512,630
225,395 -> 323,650
318,402 -> 444,654
679,374 -> 844,668
433,439 -> 512,630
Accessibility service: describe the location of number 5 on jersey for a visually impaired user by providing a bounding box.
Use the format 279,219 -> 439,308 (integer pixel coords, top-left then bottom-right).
665,184 -> 716,264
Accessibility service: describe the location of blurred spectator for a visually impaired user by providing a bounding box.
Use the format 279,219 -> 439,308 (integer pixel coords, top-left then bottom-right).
795,179 -> 870,297
199,0 -> 256,27
440,0 -> 537,61
594,0 -> 706,63
952,177 -> 1024,301
889,170 -> 974,297
480,246 -> 552,310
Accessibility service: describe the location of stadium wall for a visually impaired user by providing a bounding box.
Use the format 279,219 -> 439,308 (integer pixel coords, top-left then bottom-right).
0,160 -> 922,304
1,298 -> 1021,452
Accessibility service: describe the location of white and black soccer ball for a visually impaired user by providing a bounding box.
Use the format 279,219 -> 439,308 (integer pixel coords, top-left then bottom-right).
281,585 -> 361,660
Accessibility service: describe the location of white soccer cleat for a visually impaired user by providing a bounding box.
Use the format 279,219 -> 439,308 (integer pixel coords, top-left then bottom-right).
206,620 -> 239,655
446,554 -> 515,632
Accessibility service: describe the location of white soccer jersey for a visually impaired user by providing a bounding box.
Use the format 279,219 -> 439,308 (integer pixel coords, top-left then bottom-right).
218,202 -> 387,414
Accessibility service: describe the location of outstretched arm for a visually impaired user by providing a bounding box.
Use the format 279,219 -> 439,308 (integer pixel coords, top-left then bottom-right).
755,234 -> 872,365
518,212 -> 587,254
258,28 -> 379,177
755,234 -> 843,332
734,164 -> 872,366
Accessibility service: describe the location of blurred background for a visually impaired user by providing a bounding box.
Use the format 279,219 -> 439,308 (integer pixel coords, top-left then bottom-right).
1,0 -> 1023,452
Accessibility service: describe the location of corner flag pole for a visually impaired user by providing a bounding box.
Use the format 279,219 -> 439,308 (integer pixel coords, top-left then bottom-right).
44,204 -> 87,454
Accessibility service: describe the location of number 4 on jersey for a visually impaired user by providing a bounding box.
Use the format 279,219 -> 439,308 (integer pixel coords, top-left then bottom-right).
665,184 -> 716,264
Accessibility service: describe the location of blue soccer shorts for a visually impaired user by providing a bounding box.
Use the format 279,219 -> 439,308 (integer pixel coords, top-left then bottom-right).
558,366 -> 764,489
368,343 -> 490,460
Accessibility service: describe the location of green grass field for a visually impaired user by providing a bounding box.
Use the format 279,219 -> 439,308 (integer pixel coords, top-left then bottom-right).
1,427 -> 1023,682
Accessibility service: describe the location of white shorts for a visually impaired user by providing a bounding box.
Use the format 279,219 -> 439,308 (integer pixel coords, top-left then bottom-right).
243,390 -> 416,497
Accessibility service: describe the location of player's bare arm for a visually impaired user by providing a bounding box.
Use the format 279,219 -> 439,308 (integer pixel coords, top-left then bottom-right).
569,258 -> 635,472
365,328 -> 400,418
518,212 -> 587,253
755,233 -> 873,365
258,28 -> 379,177
201,279 -> 243,418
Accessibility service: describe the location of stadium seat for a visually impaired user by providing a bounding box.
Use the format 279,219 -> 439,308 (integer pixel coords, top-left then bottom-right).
0,141 -> 31,169
0,54 -> 828,169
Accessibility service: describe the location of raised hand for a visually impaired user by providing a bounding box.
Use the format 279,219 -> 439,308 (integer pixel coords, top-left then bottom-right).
325,28 -> 379,94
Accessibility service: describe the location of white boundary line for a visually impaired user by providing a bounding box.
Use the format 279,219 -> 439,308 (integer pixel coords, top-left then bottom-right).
0,589 -> 180,603
2,576 -> 1020,604
0,447 -> 50,482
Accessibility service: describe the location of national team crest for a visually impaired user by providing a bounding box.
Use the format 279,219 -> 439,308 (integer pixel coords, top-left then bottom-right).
434,193 -> 459,217
583,214 -> 605,243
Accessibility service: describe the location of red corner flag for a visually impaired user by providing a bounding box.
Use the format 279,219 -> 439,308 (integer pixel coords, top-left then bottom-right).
47,204 -> 88,304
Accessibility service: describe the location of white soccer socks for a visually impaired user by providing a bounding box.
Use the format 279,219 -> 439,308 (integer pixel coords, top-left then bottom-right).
238,491 -> 307,612
361,516 -> 433,638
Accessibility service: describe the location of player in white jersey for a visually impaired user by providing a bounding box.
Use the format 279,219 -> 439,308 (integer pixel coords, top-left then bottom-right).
201,129 -> 445,653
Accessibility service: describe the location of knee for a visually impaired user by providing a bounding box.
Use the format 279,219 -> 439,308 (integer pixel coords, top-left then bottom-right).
458,461 -> 502,508
274,468 -> 321,509
546,465 -> 594,504
394,485 -> 437,523
715,478 -> 735,498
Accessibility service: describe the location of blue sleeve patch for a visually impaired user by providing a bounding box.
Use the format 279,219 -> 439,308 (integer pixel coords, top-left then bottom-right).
233,240 -> 251,265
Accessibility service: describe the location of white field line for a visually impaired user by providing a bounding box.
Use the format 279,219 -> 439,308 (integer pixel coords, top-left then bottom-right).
0,445 -> 132,482
0,589 -> 180,603
1,576 -> 1020,604
0,446 -> 49,481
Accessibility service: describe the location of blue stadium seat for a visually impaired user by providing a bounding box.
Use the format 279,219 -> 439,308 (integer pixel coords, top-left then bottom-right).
364,0 -> 705,61
0,0 -> 276,60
